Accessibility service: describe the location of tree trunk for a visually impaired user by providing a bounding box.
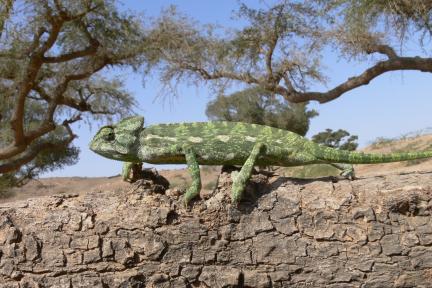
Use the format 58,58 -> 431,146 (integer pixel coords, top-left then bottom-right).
1,169 -> 432,287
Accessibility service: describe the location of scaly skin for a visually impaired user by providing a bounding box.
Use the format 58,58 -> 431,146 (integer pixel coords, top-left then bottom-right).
89,116 -> 432,205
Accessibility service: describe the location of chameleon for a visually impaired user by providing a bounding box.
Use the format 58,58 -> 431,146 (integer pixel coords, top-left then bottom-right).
89,116 -> 432,205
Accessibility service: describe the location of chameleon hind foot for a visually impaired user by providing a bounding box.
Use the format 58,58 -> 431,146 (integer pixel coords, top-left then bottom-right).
231,143 -> 266,204
182,145 -> 202,207
330,163 -> 356,180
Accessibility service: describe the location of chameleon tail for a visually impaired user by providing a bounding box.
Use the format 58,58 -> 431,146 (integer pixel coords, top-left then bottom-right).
312,144 -> 432,164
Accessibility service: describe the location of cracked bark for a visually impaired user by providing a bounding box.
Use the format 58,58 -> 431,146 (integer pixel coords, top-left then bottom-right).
1,170 -> 432,287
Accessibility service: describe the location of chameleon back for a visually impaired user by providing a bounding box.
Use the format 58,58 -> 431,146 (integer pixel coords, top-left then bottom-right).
139,121 -> 312,166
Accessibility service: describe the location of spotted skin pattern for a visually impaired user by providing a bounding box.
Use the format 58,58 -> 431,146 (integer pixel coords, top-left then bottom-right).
89,116 -> 432,205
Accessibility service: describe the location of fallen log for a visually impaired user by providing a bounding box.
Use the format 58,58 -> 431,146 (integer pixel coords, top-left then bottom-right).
1,169 -> 432,287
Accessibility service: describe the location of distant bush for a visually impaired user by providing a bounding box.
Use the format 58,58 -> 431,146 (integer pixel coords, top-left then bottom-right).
0,174 -> 17,199
312,129 -> 358,151
206,87 -> 318,136
370,137 -> 397,148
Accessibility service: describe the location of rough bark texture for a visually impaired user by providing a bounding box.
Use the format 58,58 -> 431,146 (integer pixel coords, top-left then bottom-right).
1,169 -> 432,287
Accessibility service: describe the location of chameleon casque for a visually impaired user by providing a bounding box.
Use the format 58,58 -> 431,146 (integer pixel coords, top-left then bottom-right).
89,116 -> 432,205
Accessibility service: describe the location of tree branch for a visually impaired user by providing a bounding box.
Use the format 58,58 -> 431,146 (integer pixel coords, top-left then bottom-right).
42,22 -> 100,63
0,133 -> 75,174
42,45 -> 98,63
365,44 -> 398,59
265,35 -> 277,81
9,18 -> 64,146
287,56 -> 432,103
178,63 -> 260,84
9,4 -> 101,147
265,5 -> 285,84
0,143 -> 57,174
0,116 -> 78,174
178,55 -> 432,104
0,0 -> 14,39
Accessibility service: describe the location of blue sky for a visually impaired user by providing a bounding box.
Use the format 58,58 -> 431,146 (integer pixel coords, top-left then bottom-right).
43,1 -> 432,177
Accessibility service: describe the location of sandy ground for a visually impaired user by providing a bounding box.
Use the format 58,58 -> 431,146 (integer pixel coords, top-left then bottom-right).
2,166 -> 221,203
3,134 -> 432,203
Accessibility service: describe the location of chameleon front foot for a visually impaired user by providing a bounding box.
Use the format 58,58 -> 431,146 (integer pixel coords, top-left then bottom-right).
122,162 -> 134,181
122,162 -> 144,182
182,145 -> 202,207
183,183 -> 201,207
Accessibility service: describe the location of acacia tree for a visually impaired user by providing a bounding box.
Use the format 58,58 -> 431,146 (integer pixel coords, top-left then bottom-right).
312,129 -> 358,151
0,0 -> 154,183
147,1 -> 432,104
206,87 -> 318,136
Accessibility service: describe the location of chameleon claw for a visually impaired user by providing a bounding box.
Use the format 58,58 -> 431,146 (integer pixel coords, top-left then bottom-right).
183,197 -> 190,209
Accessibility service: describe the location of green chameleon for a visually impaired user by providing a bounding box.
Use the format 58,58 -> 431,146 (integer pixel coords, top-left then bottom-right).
89,116 -> 432,205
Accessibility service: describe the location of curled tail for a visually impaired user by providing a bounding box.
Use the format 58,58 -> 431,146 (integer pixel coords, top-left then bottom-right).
312,145 -> 432,164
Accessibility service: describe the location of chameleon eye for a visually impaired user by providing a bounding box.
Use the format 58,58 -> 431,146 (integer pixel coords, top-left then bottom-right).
103,131 -> 115,141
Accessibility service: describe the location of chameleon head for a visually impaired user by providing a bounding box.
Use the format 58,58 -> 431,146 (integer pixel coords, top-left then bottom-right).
89,116 -> 144,161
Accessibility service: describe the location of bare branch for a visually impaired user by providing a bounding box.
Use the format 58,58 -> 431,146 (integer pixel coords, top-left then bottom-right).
0,51 -> 24,59
10,18 -> 64,146
42,45 -> 98,63
0,109 -> 81,171
285,56 -> 432,103
265,5 -> 285,83
0,124 -> 76,174
0,122 -> 56,162
265,35 -> 277,82
32,85 -> 51,101
177,48 -> 432,104
42,22 -> 100,63
365,44 -> 398,59
0,143 -> 57,174
177,62 -> 260,84
7,55 -> 111,162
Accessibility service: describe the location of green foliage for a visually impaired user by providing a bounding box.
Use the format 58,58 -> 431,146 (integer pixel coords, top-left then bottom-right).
321,0 -> 432,58
0,0 -> 159,185
0,174 -> 17,199
147,1 -> 432,106
206,87 -> 318,136
334,0 -> 432,34
312,129 -> 359,151
147,2 -> 326,97
0,126 -> 79,189
15,142 -> 80,186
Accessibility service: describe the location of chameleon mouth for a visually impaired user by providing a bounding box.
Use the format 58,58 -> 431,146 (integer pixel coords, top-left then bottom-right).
89,139 -> 103,154
89,141 -> 122,160
91,149 -> 125,161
